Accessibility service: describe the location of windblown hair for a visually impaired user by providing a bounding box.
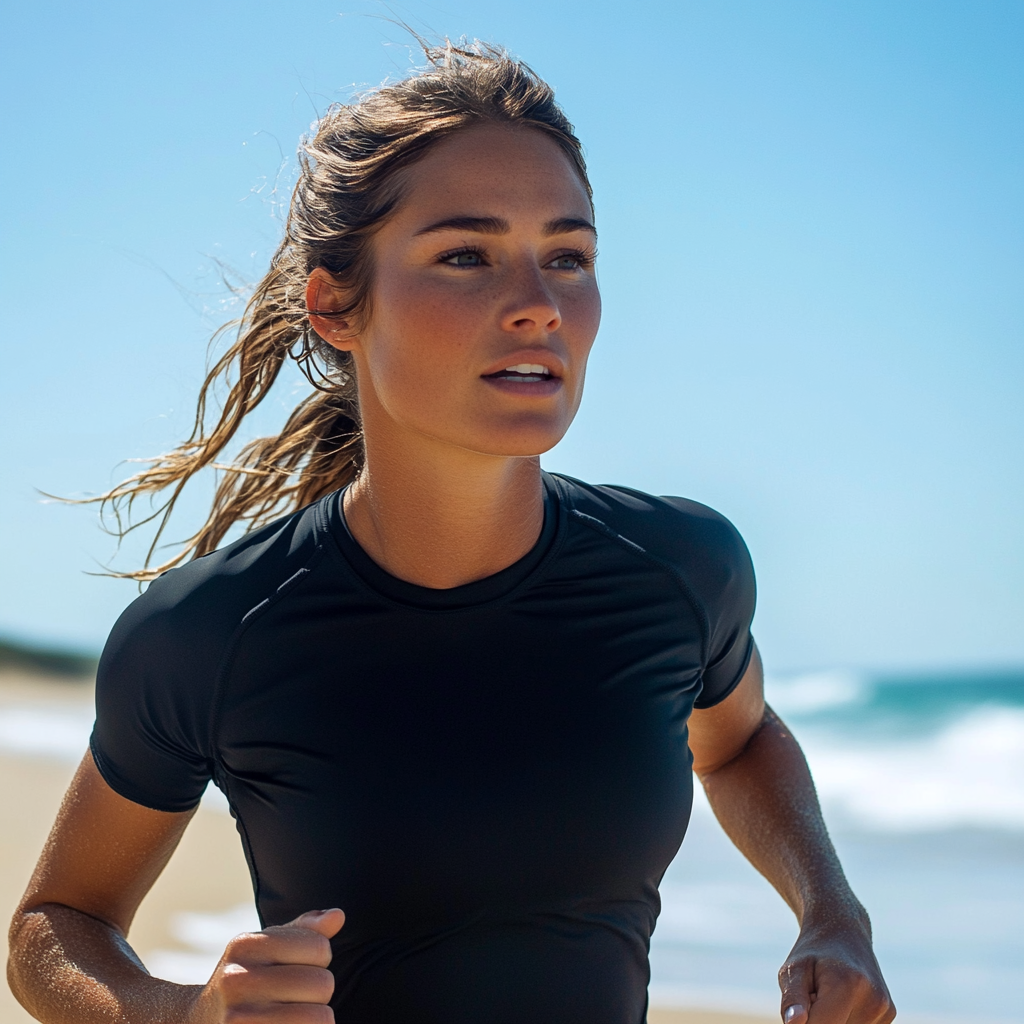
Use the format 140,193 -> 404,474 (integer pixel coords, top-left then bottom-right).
87,41 -> 591,581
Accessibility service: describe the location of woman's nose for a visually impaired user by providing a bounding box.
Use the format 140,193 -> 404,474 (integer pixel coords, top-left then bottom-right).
500,265 -> 561,334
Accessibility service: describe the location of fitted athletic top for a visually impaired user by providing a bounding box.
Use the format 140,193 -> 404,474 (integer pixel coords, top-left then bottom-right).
91,473 -> 755,1024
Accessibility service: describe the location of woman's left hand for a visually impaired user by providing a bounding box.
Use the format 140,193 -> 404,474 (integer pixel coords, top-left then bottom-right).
690,649 -> 895,1024
778,917 -> 896,1023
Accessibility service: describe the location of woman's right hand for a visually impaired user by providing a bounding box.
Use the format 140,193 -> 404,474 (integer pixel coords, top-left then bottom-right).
189,908 -> 345,1023
10,757 -> 347,1024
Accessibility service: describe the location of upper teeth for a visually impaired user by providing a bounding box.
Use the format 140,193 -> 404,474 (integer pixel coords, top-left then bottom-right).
504,363 -> 549,374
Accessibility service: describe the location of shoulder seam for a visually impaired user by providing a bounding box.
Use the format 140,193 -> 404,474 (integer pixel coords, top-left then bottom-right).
206,540 -> 328,759
562,500 -> 712,670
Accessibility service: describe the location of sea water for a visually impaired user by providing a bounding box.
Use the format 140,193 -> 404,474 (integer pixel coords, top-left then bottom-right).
2,669 -> 1022,1022
650,669 -> 1024,1023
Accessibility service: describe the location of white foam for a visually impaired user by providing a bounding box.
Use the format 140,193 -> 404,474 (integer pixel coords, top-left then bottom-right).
0,704 -> 230,812
171,902 -> 262,952
0,706 -> 94,761
146,902 -> 261,984
802,706 -> 1024,831
764,670 -> 865,714
143,949 -> 220,985
657,879 -> 795,948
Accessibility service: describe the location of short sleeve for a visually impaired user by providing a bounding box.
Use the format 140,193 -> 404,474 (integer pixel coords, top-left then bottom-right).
660,498 -> 757,710
90,573 -> 216,813
691,529 -> 756,709
554,478 -> 759,713
88,498 -> 325,811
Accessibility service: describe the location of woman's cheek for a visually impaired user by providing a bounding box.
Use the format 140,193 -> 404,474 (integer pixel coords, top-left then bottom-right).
568,284 -> 602,343
368,331 -> 466,427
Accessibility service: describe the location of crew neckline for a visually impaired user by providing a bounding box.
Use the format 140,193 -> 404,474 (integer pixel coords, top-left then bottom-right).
328,473 -> 563,610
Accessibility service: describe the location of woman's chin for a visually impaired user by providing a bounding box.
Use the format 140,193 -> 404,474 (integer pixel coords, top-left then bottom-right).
466,419 -> 573,460
445,430 -> 567,461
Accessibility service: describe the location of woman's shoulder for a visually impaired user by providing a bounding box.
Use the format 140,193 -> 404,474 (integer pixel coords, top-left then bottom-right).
99,496 -> 331,682
549,472 -> 752,579
549,474 -> 757,694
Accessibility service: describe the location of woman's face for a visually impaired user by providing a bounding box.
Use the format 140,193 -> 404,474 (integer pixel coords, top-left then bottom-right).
313,124 -> 601,459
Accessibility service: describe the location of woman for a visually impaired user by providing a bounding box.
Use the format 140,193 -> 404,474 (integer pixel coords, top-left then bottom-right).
8,44 -> 894,1024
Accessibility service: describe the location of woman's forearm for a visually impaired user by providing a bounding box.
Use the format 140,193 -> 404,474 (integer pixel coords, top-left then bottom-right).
7,902 -> 202,1024
696,707 -> 868,932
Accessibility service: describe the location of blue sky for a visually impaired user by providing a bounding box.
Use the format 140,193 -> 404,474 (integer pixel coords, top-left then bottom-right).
1,0 -> 1021,672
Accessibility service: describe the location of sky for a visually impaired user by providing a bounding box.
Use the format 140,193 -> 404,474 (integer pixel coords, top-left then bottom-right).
1,0 -> 1021,673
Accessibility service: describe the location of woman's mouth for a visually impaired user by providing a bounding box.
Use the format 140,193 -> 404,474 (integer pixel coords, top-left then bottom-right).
483,363 -> 555,384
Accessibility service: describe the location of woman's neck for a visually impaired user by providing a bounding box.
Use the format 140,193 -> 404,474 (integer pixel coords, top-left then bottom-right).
343,430 -> 546,590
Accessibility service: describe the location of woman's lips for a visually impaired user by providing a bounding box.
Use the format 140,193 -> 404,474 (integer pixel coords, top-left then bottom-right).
481,371 -> 563,396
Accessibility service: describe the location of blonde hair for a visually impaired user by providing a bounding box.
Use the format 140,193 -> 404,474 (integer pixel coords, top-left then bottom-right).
87,42 -> 591,581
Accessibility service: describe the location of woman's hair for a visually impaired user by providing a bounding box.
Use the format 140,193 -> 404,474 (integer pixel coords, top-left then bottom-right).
88,40 -> 591,581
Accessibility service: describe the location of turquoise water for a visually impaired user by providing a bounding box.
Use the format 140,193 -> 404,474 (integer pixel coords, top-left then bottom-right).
651,669 -> 1024,1023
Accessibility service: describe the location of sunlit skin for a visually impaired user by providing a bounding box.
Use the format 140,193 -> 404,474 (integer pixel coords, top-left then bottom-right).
7,125 -> 894,1024
314,125 -> 600,457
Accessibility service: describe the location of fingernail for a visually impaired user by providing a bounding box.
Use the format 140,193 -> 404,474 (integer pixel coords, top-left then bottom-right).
783,1006 -> 805,1023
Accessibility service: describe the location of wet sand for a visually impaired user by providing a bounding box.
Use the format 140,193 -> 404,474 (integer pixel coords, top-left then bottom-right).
0,670 -> 773,1023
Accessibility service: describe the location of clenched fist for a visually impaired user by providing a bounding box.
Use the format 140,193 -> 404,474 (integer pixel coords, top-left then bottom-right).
187,908 -> 345,1023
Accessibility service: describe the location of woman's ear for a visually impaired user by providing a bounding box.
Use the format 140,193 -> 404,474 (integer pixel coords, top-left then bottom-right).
306,268 -> 357,351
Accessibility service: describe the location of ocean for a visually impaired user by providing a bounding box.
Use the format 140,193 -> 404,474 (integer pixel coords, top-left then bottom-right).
1,668 -> 1021,1023
651,668 -> 1024,1023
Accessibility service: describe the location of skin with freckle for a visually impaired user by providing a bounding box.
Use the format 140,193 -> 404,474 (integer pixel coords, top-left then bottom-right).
311,124 -> 601,463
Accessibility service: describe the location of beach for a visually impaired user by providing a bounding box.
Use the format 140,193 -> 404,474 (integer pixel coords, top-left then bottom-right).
0,670 -> 255,1024
0,669 -> 773,1024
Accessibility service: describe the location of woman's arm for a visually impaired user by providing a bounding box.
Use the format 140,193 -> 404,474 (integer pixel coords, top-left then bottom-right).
688,646 -> 895,1024
7,752 -> 343,1024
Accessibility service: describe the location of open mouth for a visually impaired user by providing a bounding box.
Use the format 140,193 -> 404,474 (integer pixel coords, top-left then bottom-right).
483,362 -> 556,384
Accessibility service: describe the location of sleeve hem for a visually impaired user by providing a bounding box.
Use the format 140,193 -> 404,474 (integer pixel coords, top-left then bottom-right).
89,734 -> 204,814
692,634 -> 755,710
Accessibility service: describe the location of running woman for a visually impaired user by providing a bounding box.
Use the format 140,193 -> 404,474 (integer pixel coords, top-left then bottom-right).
8,43 -> 894,1024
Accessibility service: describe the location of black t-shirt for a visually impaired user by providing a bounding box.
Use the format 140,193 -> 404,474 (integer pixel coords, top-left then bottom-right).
91,473 -> 755,1024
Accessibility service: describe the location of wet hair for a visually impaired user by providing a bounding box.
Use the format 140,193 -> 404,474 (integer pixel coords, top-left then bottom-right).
87,40 -> 591,580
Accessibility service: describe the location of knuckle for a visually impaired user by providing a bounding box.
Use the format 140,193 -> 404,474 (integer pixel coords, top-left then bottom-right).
291,964 -> 335,1000
224,931 -> 261,957
315,967 -> 337,1000
311,934 -> 333,966
873,993 -> 896,1021
218,966 -> 257,1000
777,958 -> 810,986
849,972 -> 873,995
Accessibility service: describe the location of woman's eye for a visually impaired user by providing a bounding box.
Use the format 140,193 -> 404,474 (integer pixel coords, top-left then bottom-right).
549,253 -> 592,270
443,251 -> 484,267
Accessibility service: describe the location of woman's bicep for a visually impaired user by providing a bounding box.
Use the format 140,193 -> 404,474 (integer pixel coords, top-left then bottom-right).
17,749 -> 196,936
688,643 -> 766,777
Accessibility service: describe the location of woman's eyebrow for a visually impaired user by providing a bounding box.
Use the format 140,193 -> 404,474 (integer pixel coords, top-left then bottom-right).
414,215 -> 597,237
544,217 -> 597,237
415,216 -> 510,236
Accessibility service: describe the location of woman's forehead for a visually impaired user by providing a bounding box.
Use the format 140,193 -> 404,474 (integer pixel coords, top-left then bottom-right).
391,125 -> 593,229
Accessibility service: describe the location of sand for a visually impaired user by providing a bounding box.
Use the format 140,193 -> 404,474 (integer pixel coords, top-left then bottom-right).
646,1014 -> 774,1024
0,670 -> 774,1024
